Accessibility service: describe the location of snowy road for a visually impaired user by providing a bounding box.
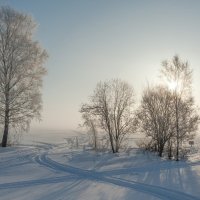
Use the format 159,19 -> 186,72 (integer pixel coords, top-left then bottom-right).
34,151 -> 200,200
0,142 -> 200,200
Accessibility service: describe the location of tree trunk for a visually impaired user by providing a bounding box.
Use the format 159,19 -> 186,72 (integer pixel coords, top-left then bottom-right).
168,141 -> 172,159
115,141 -> 119,153
176,139 -> 179,161
2,90 -> 10,147
108,131 -> 115,153
115,135 -> 120,153
1,110 -> 9,147
158,144 -> 164,157
175,96 -> 179,161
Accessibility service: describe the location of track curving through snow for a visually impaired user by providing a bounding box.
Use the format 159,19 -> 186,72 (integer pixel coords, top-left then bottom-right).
33,152 -> 200,200
1,143 -> 200,200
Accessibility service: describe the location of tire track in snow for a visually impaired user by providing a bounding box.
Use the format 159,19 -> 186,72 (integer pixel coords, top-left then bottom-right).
0,175 -> 79,189
0,143 -> 55,170
35,153 -> 200,200
0,144 -> 84,191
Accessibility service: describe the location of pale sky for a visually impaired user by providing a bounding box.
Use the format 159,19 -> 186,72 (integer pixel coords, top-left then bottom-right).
0,0 -> 200,130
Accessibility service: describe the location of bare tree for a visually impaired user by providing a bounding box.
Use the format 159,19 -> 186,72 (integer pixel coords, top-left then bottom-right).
0,7 -> 47,147
137,56 -> 199,159
137,86 -> 175,157
80,79 -> 135,153
161,55 -> 199,160
81,113 -> 98,150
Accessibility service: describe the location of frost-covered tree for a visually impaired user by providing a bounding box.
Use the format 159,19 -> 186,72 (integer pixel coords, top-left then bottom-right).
80,79 -> 136,153
137,84 -> 199,158
137,86 -> 175,157
81,113 -> 98,150
0,7 -> 47,147
161,55 -> 199,160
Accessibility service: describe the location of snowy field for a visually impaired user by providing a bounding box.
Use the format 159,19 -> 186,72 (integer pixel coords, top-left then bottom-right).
0,130 -> 200,200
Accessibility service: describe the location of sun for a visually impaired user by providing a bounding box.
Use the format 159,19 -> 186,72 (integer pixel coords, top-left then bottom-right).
167,80 -> 178,91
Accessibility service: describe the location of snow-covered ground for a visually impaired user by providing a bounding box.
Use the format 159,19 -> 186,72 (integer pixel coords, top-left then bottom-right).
0,130 -> 200,200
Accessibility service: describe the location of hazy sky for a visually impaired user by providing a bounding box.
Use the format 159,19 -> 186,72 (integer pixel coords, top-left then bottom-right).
0,0 -> 200,130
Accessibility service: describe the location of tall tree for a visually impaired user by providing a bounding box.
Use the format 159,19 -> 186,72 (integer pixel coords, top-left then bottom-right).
161,55 -> 199,160
80,79 -> 135,153
0,7 -> 47,147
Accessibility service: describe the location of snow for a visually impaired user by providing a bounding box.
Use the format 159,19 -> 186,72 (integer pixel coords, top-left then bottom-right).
0,130 -> 200,200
